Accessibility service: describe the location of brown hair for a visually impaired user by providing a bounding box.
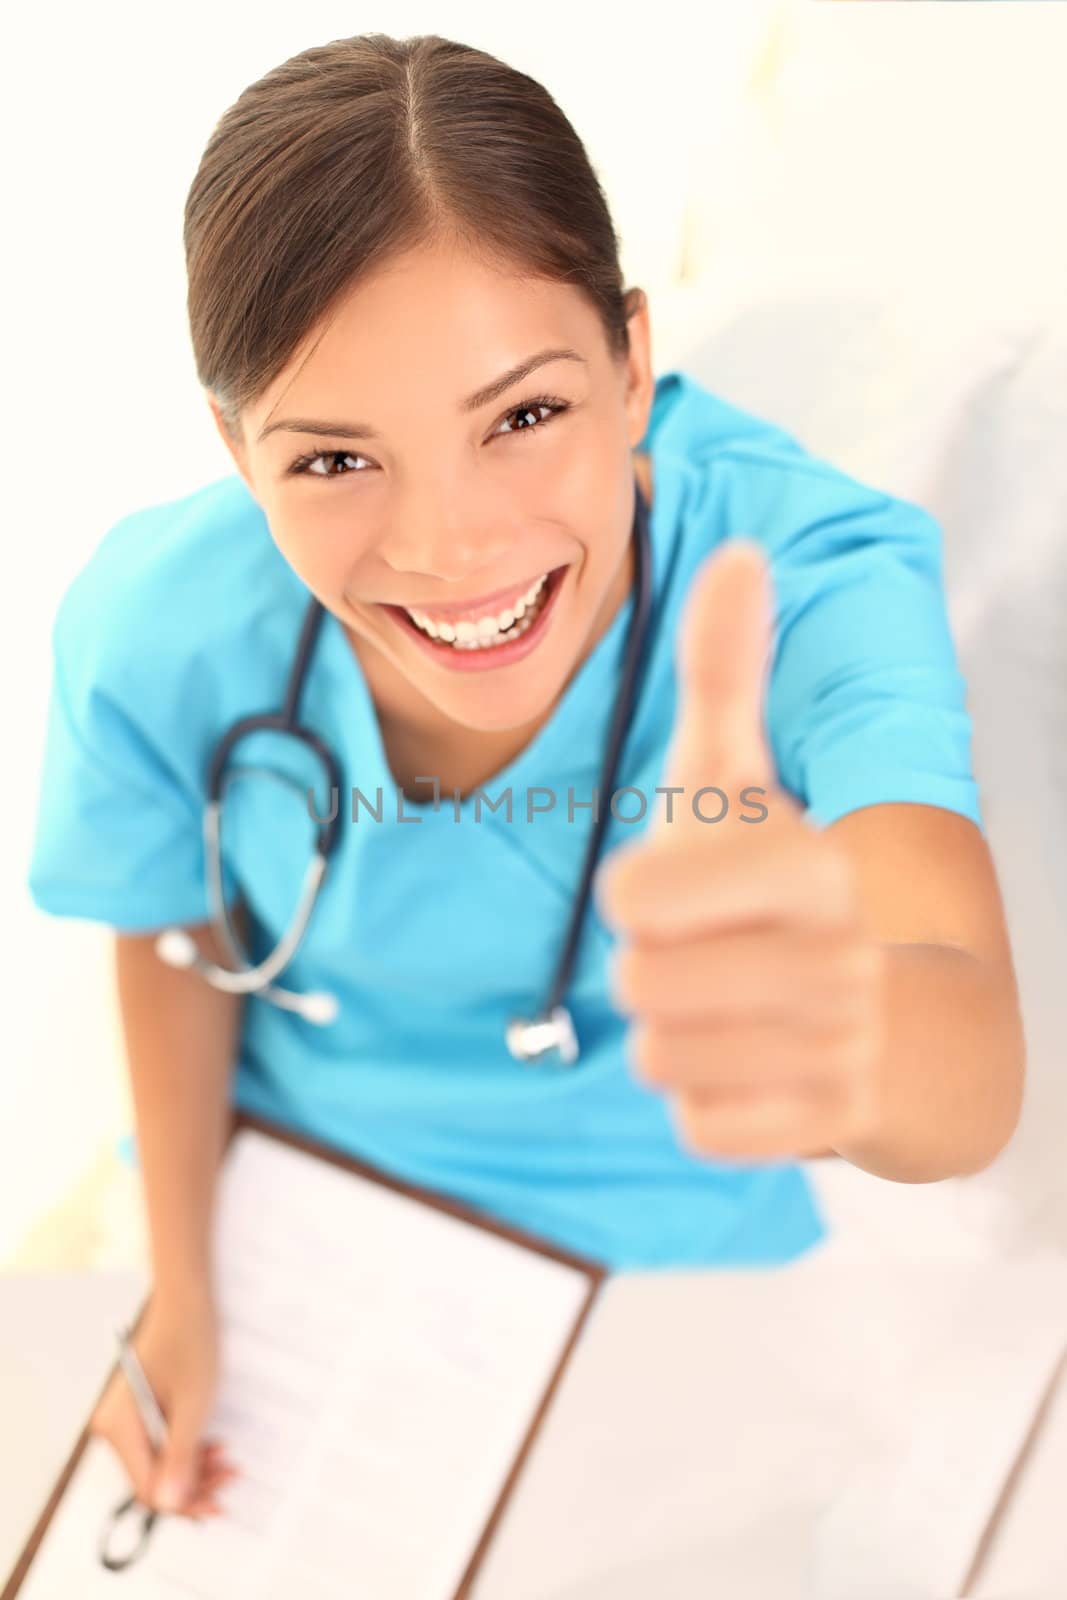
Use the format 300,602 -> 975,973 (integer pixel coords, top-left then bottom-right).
182,32 -> 645,446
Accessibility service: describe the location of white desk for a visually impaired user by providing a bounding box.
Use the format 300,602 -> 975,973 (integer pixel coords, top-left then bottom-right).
3,1259 -> 1067,1599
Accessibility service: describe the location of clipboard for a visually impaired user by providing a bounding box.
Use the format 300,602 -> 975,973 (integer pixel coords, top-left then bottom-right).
2,1105 -> 609,1600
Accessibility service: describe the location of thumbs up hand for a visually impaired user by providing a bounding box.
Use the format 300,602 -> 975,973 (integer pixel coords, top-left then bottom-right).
594,539 -> 888,1162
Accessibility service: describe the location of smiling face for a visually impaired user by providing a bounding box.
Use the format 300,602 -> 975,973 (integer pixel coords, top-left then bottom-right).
208,234 -> 654,744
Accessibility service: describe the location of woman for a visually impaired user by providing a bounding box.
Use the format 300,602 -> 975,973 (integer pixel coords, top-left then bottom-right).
27,32 -> 1023,1523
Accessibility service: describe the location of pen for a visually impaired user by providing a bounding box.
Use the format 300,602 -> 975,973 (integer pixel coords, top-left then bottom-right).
97,1326 -> 168,1569
113,1324 -> 169,1453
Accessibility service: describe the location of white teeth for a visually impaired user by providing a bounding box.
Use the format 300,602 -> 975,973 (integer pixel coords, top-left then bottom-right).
405,573 -> 548,640
406,573 -> 554,650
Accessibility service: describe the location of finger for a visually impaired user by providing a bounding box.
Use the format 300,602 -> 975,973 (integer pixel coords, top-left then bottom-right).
151,1420 -> 206,1513
658,538 -> 777,837
610,926 -> 879,1024
628,1014 -> 875,1093
184,1494 -> 224,1520
598,821 -> 857,938
198,1461 -> 241,1491
181,1473 -> 238,1521
670,1085 -> 836,1161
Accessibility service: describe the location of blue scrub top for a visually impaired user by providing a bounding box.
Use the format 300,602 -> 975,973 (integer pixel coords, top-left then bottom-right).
27,369 -> 984,1271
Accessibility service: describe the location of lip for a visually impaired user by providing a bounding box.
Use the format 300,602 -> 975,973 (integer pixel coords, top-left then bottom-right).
388,568 -> 557,622
383,564 -> 569,673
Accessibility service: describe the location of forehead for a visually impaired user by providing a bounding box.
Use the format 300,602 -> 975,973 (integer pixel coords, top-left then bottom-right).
251,240 -> 599,438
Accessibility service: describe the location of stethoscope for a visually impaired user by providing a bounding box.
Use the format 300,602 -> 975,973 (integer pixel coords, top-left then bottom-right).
155,475 -> 653,1067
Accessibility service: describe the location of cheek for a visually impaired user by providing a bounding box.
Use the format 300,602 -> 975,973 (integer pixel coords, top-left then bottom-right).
268,504 -> 375,595
570,448 -> 638,555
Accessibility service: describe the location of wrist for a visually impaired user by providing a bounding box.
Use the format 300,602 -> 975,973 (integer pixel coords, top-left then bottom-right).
151,1263 -> 217,1322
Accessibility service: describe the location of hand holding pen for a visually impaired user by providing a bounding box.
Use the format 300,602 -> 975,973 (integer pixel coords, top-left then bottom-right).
88,1292 -> 240,1564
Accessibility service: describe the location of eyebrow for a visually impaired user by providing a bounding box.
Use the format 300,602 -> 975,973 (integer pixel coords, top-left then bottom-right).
256,346 -> 588,445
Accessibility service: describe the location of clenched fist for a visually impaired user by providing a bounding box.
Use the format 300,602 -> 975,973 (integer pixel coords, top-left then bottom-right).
595,538 -> 888,1162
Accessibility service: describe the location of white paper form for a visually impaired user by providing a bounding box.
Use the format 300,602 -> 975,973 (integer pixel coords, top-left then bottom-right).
15,1127 -> 595,1600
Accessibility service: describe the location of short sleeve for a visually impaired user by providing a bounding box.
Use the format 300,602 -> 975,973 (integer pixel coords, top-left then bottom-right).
26,601 -> 239,932
767,488 -> 984,835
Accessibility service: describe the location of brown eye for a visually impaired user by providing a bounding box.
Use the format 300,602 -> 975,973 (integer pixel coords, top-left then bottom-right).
287,394 -> 571,482
288,448 -> 366,479
495,396 -> 570,439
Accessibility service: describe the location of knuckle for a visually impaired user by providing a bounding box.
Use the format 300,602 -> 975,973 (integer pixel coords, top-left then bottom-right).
848,939 -> 884,991
831,1029 -> 865,1077
824,930 -> 865,980
853,1015 -> 887,1082
839,1064 -> 883,1136
597,848 -> 641,925
826,1022 -> 882,1105
630,1022 -> 667,1082
850,1012 -> 882,1063
812,1020 -> 865,1078
818,935 -> 882,1016
611,945 -> 640,1011
672,1094 -> 714,1155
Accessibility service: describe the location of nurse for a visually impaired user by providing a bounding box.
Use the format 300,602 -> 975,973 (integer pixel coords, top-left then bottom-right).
28,33 -> 1024,1524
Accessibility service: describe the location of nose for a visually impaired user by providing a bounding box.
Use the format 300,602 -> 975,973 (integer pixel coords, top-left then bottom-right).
382,524 -> 518,588
377,480 -> 517,583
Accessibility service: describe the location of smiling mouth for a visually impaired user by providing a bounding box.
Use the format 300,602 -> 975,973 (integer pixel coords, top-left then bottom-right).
385,565 -> 568,651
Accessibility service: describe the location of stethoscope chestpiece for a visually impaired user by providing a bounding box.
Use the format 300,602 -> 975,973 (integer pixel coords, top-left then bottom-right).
505,1006 -> 579,1067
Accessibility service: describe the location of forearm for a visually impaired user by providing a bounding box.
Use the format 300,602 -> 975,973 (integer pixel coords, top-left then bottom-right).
832,941 -> 1025,1183
114,919 -> 244,1307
